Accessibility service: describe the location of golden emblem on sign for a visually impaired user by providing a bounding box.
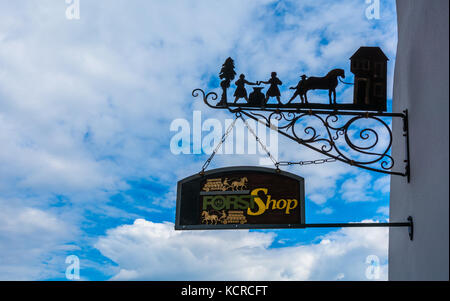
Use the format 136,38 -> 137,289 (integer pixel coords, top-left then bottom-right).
202,177 -> 248,192
201,211 -> 219,224
220,210 -> 247,224
230,177 -> 248,191
201,210 -> 248,225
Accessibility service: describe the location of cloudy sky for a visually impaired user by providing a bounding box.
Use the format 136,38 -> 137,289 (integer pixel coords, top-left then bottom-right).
0,0 -> 398,280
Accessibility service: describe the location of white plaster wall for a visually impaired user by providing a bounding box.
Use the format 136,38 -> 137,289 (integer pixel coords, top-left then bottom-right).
389,0 -> 449,280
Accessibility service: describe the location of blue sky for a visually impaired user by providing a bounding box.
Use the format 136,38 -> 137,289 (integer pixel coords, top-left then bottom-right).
0,0 -> 398,280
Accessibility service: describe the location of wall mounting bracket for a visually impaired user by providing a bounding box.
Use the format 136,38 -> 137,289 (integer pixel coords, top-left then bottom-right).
302,216 -> 414,241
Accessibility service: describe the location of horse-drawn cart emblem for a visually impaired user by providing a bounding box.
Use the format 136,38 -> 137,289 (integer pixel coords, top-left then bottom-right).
202,177 -> 248,192
201,210 -> 247,225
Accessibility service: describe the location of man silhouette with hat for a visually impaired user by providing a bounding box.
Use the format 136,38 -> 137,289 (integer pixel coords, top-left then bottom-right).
288,74 -> 308,104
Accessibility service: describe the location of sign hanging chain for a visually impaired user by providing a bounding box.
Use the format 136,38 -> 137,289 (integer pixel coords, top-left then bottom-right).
200,113 -> 337,175
200,116 -> 238,175
238,115 -> 280,171
239,115 -> 337,169
278,158 -> 337,166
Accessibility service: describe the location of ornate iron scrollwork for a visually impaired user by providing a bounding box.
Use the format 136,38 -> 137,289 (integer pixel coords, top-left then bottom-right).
192,88 -> 410,180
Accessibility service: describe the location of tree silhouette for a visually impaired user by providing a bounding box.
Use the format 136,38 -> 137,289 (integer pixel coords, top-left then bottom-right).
217,57 -> 236,105
220,57 -> 236,82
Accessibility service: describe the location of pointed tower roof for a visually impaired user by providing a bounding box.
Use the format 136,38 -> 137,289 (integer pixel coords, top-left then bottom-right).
350,47 -> 389,61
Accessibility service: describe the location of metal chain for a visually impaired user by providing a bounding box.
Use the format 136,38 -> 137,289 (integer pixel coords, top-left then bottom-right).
240,115 -> 336,169
200,113 -> 337,175
200,117 -> 238,174
278,158 -> 337,166
239,115 -> 280,170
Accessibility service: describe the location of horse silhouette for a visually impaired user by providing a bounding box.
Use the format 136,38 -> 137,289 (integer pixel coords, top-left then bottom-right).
231,177 -> 248,191
299,69 -> 345,104
201,211 -> 219,225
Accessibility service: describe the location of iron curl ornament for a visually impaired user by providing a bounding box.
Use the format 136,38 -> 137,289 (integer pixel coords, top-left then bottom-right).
192,87 -> 410,181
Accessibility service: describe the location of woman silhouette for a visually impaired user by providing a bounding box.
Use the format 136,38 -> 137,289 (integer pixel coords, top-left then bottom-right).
259,72 -> 283,105
234,74 -> 257,103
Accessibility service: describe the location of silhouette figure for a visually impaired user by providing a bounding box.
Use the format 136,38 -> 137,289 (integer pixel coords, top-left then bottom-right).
234,74 -> 257,103
217,57 -> 236,106
288,74 -> 308,104
259,72 -> 283,105
299,69 -> 345,104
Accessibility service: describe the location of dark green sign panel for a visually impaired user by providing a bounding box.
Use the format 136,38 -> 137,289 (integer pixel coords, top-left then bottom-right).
175,167 -> 305,230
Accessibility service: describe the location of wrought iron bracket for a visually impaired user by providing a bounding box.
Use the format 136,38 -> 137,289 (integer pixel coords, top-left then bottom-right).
303,216 -> 414,241
192,89 -> 411,181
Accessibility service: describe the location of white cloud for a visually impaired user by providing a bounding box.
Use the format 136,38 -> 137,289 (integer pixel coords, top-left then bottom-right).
377,206 -> 389,216
317,207 -> 334,215
340,173 -> 377,202
0,203 -> 77,280
152,189 -> 177,209
95,219 -> 388,281
339,172 -> 390,203
374,176 -> 390,194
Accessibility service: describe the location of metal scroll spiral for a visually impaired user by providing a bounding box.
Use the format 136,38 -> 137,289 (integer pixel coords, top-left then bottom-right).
192,89 -> 219,109
245,110 -> 395,172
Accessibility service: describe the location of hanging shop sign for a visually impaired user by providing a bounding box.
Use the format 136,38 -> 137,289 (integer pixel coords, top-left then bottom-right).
178,46 -> 414,239
175,167 -> 305,230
